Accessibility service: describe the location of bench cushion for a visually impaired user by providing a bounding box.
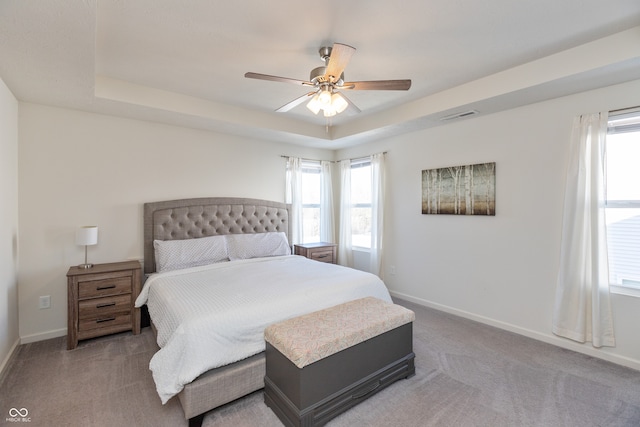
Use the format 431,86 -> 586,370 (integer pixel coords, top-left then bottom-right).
264,297 -> 415,368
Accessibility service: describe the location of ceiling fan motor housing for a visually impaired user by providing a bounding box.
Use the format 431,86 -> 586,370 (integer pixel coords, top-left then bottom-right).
310,66 -> 327,83
310,66 -> 344,86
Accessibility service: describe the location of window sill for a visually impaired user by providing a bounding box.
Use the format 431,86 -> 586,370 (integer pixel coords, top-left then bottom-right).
352,246 -> 371,253
610,284 -> 640,298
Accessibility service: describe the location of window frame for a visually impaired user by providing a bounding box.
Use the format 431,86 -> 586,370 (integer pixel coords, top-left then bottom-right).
350,158 -> 372,250
300,160 -> 321,244
605,108 -> 640,297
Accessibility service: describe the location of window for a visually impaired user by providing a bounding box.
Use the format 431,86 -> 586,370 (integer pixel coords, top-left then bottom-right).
606,110 -> 640,290
286,157 -> 334,245
301,160 -> 321,243
350,159 -> 372,248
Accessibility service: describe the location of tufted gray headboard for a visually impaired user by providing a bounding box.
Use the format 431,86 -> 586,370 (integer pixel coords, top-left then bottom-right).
143,197 -> 291,275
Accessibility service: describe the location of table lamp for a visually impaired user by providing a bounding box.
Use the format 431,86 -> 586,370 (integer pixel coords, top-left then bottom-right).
76,226 -> 98,268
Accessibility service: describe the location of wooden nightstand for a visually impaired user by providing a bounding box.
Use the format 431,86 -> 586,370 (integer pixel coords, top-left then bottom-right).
67,260 -> 142,350
294,242 -> 337,264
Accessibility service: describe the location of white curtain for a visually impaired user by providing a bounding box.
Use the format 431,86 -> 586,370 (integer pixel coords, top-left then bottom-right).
338,159 -> 353,267
552,112 -> 615,348
285,157 -> 303,246
319,160 -> 335,243
370,153 -> 385,276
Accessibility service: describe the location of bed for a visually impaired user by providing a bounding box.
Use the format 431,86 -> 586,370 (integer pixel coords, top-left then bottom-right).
138,197 -> 392,426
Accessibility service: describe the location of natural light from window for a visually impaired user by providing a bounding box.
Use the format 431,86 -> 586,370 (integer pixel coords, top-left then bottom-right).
605,111 -> 640,290
301,161 -> 321,243
351,161 -> 372,248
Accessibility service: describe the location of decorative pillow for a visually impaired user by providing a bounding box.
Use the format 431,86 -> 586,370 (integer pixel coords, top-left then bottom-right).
154,235 -> 228,273
225,232 -> 291,261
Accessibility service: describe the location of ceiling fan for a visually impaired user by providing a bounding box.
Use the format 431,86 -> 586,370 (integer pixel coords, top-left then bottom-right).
244,43 -> 411,119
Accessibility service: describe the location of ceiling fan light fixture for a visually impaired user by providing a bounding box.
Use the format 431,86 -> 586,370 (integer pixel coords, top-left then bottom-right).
317,88 -> 332,107
331,92 -> 348,114
323,106 -> 337,117
307,88 -> 346,117
306,94 -> 321,114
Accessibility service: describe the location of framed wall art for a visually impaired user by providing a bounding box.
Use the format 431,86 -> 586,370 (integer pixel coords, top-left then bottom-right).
422,162 -> 495,215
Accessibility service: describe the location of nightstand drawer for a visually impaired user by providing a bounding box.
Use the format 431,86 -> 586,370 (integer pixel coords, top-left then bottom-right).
78,276 -> 132,299
67,261 -> 142,349
309,249 -> 335,263
79,313 -> 132,332
79,294 -> 132,319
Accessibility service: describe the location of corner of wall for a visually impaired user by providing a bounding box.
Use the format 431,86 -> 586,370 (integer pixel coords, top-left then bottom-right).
0,75 -> 20,371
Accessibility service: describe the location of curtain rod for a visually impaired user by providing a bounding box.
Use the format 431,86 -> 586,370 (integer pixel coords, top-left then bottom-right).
280,155 -> 332,163
610,105 -> 640,113
280,152 -> 387,163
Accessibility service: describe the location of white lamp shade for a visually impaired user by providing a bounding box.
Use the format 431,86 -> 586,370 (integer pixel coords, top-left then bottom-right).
76,226 -> 98,246
317,89 -> 332,107
323,107 -> 337,117
306,95 -> 321,115
307,89 -> 349,117
332,93 -> 348,114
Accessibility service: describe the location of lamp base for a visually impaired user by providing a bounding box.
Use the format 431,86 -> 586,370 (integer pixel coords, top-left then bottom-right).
78,263 -> 93,269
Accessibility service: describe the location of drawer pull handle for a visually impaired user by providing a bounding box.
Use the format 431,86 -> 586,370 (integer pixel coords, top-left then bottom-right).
96,302 -> 116,309
315,254 -> 329,259
96,285 -> 116,291
351,381 -> 380,400
96,317 -> 116,323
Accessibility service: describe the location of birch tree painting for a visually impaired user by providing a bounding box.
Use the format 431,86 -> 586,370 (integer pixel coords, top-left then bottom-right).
422,162 -> 495,215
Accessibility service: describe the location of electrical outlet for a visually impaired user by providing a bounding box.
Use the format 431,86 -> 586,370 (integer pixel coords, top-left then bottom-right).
39,295 -> 51,309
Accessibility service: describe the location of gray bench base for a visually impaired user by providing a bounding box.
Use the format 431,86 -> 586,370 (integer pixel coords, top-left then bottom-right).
264,323 -> 415,427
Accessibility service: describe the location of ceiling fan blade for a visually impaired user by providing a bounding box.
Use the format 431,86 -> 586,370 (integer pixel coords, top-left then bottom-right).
244,72 -> 311,86
338,92 -> 361,115
275,91 -> 317,112
342,79 -> 412,91
325,43 -> 355,84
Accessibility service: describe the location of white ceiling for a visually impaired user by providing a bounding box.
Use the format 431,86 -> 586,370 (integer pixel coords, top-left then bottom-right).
1,0 -> 639,148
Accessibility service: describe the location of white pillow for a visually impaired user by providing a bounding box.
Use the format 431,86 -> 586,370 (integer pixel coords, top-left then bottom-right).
154,235 -> 228,273
225,232 -> 291,261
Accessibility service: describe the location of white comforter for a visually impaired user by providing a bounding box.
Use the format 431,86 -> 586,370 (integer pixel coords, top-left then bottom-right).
134,255 -> 392,404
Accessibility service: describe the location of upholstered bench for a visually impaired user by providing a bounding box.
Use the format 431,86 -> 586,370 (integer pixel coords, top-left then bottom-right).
264,297 -> 415,427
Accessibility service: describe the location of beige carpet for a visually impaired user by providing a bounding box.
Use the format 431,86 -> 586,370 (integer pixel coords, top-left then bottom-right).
1,299 -> 639,427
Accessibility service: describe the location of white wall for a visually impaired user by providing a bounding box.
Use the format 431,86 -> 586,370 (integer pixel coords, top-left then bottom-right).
17,103 -> 332,342
338,78 -> 640,370
0,76 -> 19,372
15,79 -> 640,371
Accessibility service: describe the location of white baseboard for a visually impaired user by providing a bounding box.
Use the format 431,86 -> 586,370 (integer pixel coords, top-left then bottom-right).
0,337 -> 20,380
20,328 -> 66,344
390,290 -> 640,372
